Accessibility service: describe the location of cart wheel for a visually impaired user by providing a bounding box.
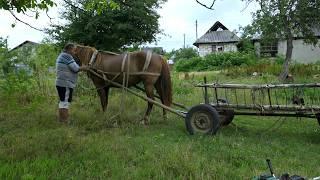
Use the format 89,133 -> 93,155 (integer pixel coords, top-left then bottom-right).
185,104 -> 220,135
316,113 -> 320,126
217,99 -> 235,126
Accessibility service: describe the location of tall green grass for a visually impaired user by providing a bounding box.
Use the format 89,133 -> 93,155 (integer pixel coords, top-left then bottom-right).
0,70 -> 319,179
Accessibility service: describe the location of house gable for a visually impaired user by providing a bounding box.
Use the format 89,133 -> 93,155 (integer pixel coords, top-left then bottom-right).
206,21 -> 228,33
10,40 -> 38,52
194,21 -> 239,57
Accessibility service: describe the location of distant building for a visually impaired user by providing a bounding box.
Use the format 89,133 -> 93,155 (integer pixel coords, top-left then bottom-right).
8,40 -> 39,75
141,47 -> 165,55
167,55 -> 175,71
193,21 -> 240,57
253,29 -> 320,63
10,40 -> 39,52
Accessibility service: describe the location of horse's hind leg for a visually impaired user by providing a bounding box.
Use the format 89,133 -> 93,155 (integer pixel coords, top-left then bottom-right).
155,82 -> 167,121
143,83 -> 155,125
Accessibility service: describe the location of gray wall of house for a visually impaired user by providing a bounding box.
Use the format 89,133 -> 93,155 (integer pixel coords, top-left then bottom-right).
254,40 -> 320,63
277,39 -> 320,63
198,43 -> 238,57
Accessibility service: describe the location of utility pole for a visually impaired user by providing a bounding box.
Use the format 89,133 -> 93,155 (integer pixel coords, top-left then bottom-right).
196,20 -> 199,55
183,33 -> 186,49
196,20 -> 198,40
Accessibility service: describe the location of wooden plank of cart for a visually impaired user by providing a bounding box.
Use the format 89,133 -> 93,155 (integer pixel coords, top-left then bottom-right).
185,77 -> 320,135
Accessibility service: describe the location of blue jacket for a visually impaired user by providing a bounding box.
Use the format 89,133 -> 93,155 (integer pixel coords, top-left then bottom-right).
55,52 -> 80,88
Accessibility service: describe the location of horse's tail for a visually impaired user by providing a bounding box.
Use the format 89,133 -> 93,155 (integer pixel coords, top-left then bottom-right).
157,56 -> 172,106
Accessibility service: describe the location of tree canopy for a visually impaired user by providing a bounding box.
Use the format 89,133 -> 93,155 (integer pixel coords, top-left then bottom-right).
47,0 -> 166,51
244,0 -> 320,44
0,0 -> 55,13
248,0 -> 320,80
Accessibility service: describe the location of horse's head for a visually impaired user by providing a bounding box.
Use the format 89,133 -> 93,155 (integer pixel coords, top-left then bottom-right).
70,44 -> 97,66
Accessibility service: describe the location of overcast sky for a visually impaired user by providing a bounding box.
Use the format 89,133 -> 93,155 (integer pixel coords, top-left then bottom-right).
0,0 -> 259,51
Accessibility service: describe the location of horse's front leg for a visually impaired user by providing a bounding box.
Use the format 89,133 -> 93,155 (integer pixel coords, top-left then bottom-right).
104,87 -> 110,111
143,84 -> 154,125
97,86 -> 109,112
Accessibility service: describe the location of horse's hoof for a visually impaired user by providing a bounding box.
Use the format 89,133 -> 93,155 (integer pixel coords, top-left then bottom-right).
139,120 -> 145,125
163,116 -> 168,121
140,117 -> 150,126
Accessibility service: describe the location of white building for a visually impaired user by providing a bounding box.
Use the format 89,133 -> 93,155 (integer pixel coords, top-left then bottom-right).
254,29 -> 320,63
193,21 -> 240,57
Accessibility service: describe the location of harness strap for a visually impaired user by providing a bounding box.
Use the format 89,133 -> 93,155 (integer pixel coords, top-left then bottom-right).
143,51 -> 152,72
88,50 -> 99,66
121,53 -> 128,72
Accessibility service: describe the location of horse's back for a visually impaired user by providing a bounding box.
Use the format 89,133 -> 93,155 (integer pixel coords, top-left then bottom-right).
99,51 -> 162,73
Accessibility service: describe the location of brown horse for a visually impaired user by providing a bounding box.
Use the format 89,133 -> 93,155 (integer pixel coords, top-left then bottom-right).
72,44 -> 172,124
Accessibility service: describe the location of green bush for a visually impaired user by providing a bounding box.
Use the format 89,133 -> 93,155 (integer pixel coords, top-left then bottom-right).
175,57 -> 202,72
175,52 -> 257,72
174,48 -> 198,62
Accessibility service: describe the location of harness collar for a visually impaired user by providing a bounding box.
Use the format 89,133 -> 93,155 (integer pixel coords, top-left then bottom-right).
88,50 -> 99,66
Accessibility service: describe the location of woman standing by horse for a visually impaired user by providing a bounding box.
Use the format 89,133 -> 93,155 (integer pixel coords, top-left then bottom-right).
55,43 -> 88,123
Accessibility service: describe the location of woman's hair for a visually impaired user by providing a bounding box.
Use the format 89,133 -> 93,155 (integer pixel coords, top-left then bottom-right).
63,43 -> 76,53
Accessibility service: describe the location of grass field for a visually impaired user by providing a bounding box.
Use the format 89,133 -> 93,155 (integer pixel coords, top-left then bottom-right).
0,72 -> 319,179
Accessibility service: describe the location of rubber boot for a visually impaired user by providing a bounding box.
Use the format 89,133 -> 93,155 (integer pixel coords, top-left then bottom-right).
59,108 -> 69,123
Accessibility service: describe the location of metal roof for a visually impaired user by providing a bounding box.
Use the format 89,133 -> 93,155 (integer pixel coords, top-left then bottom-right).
194,30 -> 240,46
10,40 -> 39,52
252,27 -> 320,40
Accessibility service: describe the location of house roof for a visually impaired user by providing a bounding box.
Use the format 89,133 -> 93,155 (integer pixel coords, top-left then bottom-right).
252,27 -> 320,41
193,21 -> 240,47
10,40 -> 39,51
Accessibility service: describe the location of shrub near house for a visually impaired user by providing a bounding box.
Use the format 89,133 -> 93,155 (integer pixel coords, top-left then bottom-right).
175,52 -> 256,72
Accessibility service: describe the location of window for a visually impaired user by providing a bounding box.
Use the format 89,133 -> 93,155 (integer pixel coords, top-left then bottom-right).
217,46 -> 224,52
211,45 -> 216,52
260,42 -> 278,57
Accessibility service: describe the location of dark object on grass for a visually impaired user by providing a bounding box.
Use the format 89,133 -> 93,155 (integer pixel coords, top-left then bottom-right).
217,98 -> 235,126
292,95 -> 305,106
253,159 -> 306,180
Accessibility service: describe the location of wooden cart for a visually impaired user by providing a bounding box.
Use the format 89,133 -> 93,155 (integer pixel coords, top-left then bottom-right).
185,78 -> 320,135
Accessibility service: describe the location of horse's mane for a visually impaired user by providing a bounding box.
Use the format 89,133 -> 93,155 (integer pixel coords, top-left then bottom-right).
77,44 -> 119,56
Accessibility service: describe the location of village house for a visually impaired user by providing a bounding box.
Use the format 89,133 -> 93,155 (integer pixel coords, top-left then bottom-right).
194,21 -> 320,63
10,40 -> 39,52
8,40 -> 39,74
253,29 -> 320,63
193,21 -> 240,57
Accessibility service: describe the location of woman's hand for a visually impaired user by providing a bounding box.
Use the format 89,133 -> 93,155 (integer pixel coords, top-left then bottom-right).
79,65 -> 90,71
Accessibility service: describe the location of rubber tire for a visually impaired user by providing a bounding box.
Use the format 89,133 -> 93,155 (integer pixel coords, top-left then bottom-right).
217,99 -> 235,126
185,104 -> 220,135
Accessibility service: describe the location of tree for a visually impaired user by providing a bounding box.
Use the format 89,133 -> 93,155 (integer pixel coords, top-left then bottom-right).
247,0 -> 320,81
195,0 -> 216,9
0,0 -> 118,31
0,0 -> 54,13
0,37 -> 12,74
48,0 -> 166,51
0,0 -> 55,30
174,48 -> 199,62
